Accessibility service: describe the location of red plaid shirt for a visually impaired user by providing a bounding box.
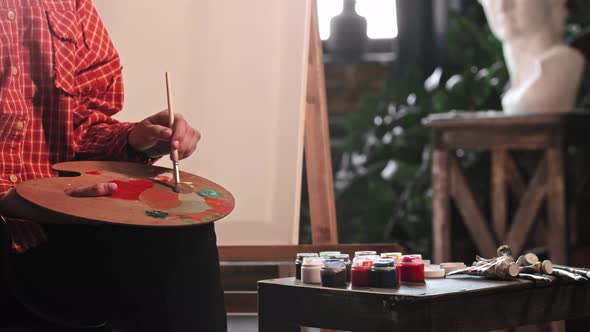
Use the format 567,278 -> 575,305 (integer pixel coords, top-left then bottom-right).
0,0 -> 148,251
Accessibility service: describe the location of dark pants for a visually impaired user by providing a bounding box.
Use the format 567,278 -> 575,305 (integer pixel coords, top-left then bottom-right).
9,223 -> 227,332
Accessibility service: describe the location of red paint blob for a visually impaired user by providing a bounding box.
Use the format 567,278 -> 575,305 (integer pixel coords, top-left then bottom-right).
108,179 -> 154,200
204,197 -> 232,214
86,170 -> 102,175
154,175 -> 170,183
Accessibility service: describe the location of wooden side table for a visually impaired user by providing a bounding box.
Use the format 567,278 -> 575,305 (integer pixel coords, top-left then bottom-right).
258,277 -> 590,331
427,112 -> 590,264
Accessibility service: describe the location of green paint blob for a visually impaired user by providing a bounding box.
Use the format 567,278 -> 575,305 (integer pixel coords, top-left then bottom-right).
197,189 -> 221,198
200,213 -> 222,223
145,210 -> 169,219
182,218 -> 195,224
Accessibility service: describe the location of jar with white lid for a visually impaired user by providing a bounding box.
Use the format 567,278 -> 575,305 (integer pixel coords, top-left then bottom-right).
301,257 -> 324,284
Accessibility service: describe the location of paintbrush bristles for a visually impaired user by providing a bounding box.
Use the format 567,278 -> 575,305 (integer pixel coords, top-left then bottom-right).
173,182 -> 194,194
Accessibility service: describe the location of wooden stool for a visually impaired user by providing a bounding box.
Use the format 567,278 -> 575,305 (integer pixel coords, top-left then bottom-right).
427,112 -> 590,264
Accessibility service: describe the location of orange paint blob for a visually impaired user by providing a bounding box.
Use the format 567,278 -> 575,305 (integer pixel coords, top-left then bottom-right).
108,179 -> 154,200
86,170 -> 102,175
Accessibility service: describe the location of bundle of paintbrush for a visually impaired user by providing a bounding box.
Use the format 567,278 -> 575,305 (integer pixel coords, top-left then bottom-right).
447,254 -> 519,279
447,245 -> 590,282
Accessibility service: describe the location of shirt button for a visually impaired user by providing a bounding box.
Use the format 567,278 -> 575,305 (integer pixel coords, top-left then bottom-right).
15,121 -> 24,130
11,66 -> 18,76
9,174 -> 18,183
7,10 -> 15,21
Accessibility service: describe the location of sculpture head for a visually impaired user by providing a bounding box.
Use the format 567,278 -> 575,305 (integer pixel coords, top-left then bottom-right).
479,0 -> 567,42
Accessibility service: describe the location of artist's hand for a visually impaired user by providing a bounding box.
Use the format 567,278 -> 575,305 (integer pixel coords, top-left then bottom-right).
128,110 -> 201,159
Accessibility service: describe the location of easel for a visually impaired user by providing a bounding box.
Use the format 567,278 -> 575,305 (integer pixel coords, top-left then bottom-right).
304,0 -> 338,245
219,0 -> 402,323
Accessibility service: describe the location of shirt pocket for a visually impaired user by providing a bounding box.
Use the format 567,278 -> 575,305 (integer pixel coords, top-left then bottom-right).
45,10 -> 78,96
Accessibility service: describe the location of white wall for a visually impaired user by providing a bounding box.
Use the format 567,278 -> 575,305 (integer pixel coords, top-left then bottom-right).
94,0 -> 311,244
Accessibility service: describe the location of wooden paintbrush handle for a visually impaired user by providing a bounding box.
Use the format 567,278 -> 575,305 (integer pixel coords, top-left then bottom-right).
171,149 -> 179,162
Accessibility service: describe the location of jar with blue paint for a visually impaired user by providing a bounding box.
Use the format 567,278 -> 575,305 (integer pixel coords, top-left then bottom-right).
295,253 -> 319,280
320,259 -> 347,288
369,259 -> 398,288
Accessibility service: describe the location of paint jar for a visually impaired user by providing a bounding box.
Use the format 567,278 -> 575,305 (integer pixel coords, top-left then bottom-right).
320,259 -> 347,288
351,257 -> 373,287
369,259 -> 398,288
319,251 -> 340,259
380,252 -> 402,261
380,252 -> 402,283
354,250 -> 377,258
301,257 -> 324,284
326,253 -> 352,283
295,253 -> 319,280
400,254 -> 425,282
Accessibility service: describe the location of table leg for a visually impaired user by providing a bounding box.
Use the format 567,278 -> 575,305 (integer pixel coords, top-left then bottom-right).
432,149 -> 451,263
546,148 -> 567,264
258,285 -> 301,332
492,149 -> 507,242
258,315 -> 300,332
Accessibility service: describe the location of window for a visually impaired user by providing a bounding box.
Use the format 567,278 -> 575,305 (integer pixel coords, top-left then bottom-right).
318,0 -> 398,41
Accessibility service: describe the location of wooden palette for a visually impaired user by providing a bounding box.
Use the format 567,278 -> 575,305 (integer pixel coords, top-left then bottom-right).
15,161 -> 234,227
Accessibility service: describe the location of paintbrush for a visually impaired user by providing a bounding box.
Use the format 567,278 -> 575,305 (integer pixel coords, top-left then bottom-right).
552,264 -> 590,278
165,72 -> 193,194
551,269 -> 588,282
519,260 -> 553,275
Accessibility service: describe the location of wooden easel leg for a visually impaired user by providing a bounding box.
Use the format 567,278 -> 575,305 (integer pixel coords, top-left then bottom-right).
432,149 -> 451,262
304,0 -> 338,245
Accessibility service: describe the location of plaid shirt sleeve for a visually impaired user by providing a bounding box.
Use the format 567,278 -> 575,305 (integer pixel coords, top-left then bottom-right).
70,0 -> 152,163
0,0 -> 158,253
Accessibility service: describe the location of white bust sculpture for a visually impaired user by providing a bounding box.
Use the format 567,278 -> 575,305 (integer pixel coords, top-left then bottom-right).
479,0 -> 586,114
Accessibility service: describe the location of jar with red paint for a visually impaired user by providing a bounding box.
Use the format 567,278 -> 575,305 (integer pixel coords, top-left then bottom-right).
399,254 -> 425,282
350,257 -> 373,287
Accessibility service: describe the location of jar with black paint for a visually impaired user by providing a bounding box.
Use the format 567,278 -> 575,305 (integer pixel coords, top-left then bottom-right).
320,259 -> 347,288
326,253 -> 352,283
369,259 -> 398,288
295,253 -> 319,280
